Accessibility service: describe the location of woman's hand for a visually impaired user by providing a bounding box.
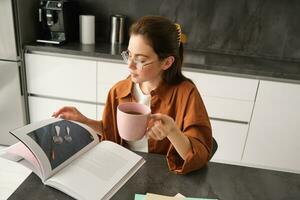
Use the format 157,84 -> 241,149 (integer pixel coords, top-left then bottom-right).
53,106 -> 103,134
52,106 -> 88,124
147,113 -> 192,160
147,113 -> 179,140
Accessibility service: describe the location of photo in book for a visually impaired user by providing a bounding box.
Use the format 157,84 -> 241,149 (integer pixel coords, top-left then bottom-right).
27,120 -> 94,170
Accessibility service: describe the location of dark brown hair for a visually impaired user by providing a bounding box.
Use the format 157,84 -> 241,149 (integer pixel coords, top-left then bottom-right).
129,15 -> 189,85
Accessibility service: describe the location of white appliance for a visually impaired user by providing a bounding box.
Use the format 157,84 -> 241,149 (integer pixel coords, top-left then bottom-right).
0,0 -> 26,145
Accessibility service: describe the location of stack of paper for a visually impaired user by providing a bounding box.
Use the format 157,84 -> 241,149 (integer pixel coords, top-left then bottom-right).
134,193 -> 218,200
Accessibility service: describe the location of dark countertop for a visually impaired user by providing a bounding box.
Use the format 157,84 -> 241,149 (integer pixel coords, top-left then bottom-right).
9,152 -> 300,200
24,42 -> 300,84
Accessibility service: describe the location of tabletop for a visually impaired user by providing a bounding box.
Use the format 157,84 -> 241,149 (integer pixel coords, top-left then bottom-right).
8,152 -> 300,200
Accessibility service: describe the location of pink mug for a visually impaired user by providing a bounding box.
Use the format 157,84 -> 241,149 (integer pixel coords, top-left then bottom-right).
117,102 -> 151,141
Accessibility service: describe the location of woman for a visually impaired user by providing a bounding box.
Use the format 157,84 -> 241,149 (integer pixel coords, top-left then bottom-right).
53,16 -> 212,174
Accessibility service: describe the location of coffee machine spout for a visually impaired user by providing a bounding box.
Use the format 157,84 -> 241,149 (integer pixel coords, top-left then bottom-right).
46,10 -> 54,26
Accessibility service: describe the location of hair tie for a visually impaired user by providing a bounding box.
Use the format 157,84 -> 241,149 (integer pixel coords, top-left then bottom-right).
175,23 -> 187,47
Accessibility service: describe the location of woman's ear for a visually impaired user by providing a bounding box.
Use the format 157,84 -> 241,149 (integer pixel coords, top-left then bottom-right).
161,56 -> 175,70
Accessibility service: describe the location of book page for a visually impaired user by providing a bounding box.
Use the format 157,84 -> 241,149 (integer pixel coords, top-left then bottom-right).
0,144 -> 23,162
9,118 -> 99,181
2,142 -> 41,178
46,141 -> 145,200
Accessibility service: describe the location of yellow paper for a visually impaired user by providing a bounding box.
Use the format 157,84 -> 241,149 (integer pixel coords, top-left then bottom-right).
145,193 -> 184,200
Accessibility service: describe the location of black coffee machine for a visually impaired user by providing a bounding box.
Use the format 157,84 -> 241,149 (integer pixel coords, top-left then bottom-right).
37,0 -> 78,44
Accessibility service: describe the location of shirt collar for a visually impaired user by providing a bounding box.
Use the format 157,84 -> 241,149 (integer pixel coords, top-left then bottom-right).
115,77 -> 133,99
115,77 -> 174,104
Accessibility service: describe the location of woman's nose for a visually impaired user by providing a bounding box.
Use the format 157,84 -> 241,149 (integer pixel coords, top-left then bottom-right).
128,59 -> 137,70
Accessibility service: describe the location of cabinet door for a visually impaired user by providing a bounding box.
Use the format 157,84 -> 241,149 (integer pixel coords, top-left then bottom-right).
97,61 -> 129,103
26,53 -> 97,102
183,71 -> 258,100
183,71 -> 258,122
28,96 -> 97,123
0,0 -> 18,60
243,81 -> 300,173
202,96 -> 254,122
210,120 -> 249,164
0,61 -> 25,145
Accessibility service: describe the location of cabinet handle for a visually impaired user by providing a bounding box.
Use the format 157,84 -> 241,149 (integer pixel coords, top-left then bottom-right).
210,117 -> 248,124
18,65 -> 23,96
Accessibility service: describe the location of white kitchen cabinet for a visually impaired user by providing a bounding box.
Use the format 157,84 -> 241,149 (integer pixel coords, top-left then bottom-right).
97,61 -> 129,103
183,71 -> 258,100
24,52 -> 300,173
210,120 -> 249,164
28,96 -> 97,123
0,62 -> 25,145
182,70 -> 259,164
202,96 -> 255,122
183,71 -> 258,122
25,54 -> 129,125
242,80 -> 300,173
25,53 -> 97,103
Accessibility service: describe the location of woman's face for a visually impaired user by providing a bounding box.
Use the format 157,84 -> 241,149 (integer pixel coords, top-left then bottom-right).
127,34 -> 165,84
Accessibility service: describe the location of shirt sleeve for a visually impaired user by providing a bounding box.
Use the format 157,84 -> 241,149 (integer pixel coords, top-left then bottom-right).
166,87 -> 212,174
100,88 -> 121,143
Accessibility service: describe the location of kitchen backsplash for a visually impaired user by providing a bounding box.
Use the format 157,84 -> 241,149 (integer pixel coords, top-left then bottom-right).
77,0 -> 300,63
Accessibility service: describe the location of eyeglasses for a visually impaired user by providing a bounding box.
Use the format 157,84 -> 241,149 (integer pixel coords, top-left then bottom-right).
121,50 -> 156,71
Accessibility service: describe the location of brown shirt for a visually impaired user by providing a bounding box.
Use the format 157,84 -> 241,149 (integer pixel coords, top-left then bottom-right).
101,77 -> 212,174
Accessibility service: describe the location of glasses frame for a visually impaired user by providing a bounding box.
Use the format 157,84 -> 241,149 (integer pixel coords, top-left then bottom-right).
121,50 -> 156,71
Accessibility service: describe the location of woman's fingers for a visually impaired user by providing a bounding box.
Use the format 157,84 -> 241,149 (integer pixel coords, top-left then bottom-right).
52,107 -> 66,117
147,121 -> 165,140
52,106 -> 76,118
147,113 -> 178,141
150,113 -> 174,126
51,106 -> 88,124
150,113 -> 168,123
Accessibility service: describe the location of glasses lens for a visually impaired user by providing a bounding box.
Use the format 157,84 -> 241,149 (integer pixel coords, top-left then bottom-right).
121,50 -> 147,71
121,51 -> 129,64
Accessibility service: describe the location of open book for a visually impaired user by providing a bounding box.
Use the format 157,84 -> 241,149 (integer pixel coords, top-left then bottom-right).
0,118 -> 145,200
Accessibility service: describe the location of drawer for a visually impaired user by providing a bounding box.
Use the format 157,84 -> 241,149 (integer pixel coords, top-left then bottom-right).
203,96 -> 254,122
210,120 -> 249,163
183,71 -> 259,101
26,53 -> 97,102
28,96 -> 97,123
183,70 -> 258,122
97,61 -> 129,103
